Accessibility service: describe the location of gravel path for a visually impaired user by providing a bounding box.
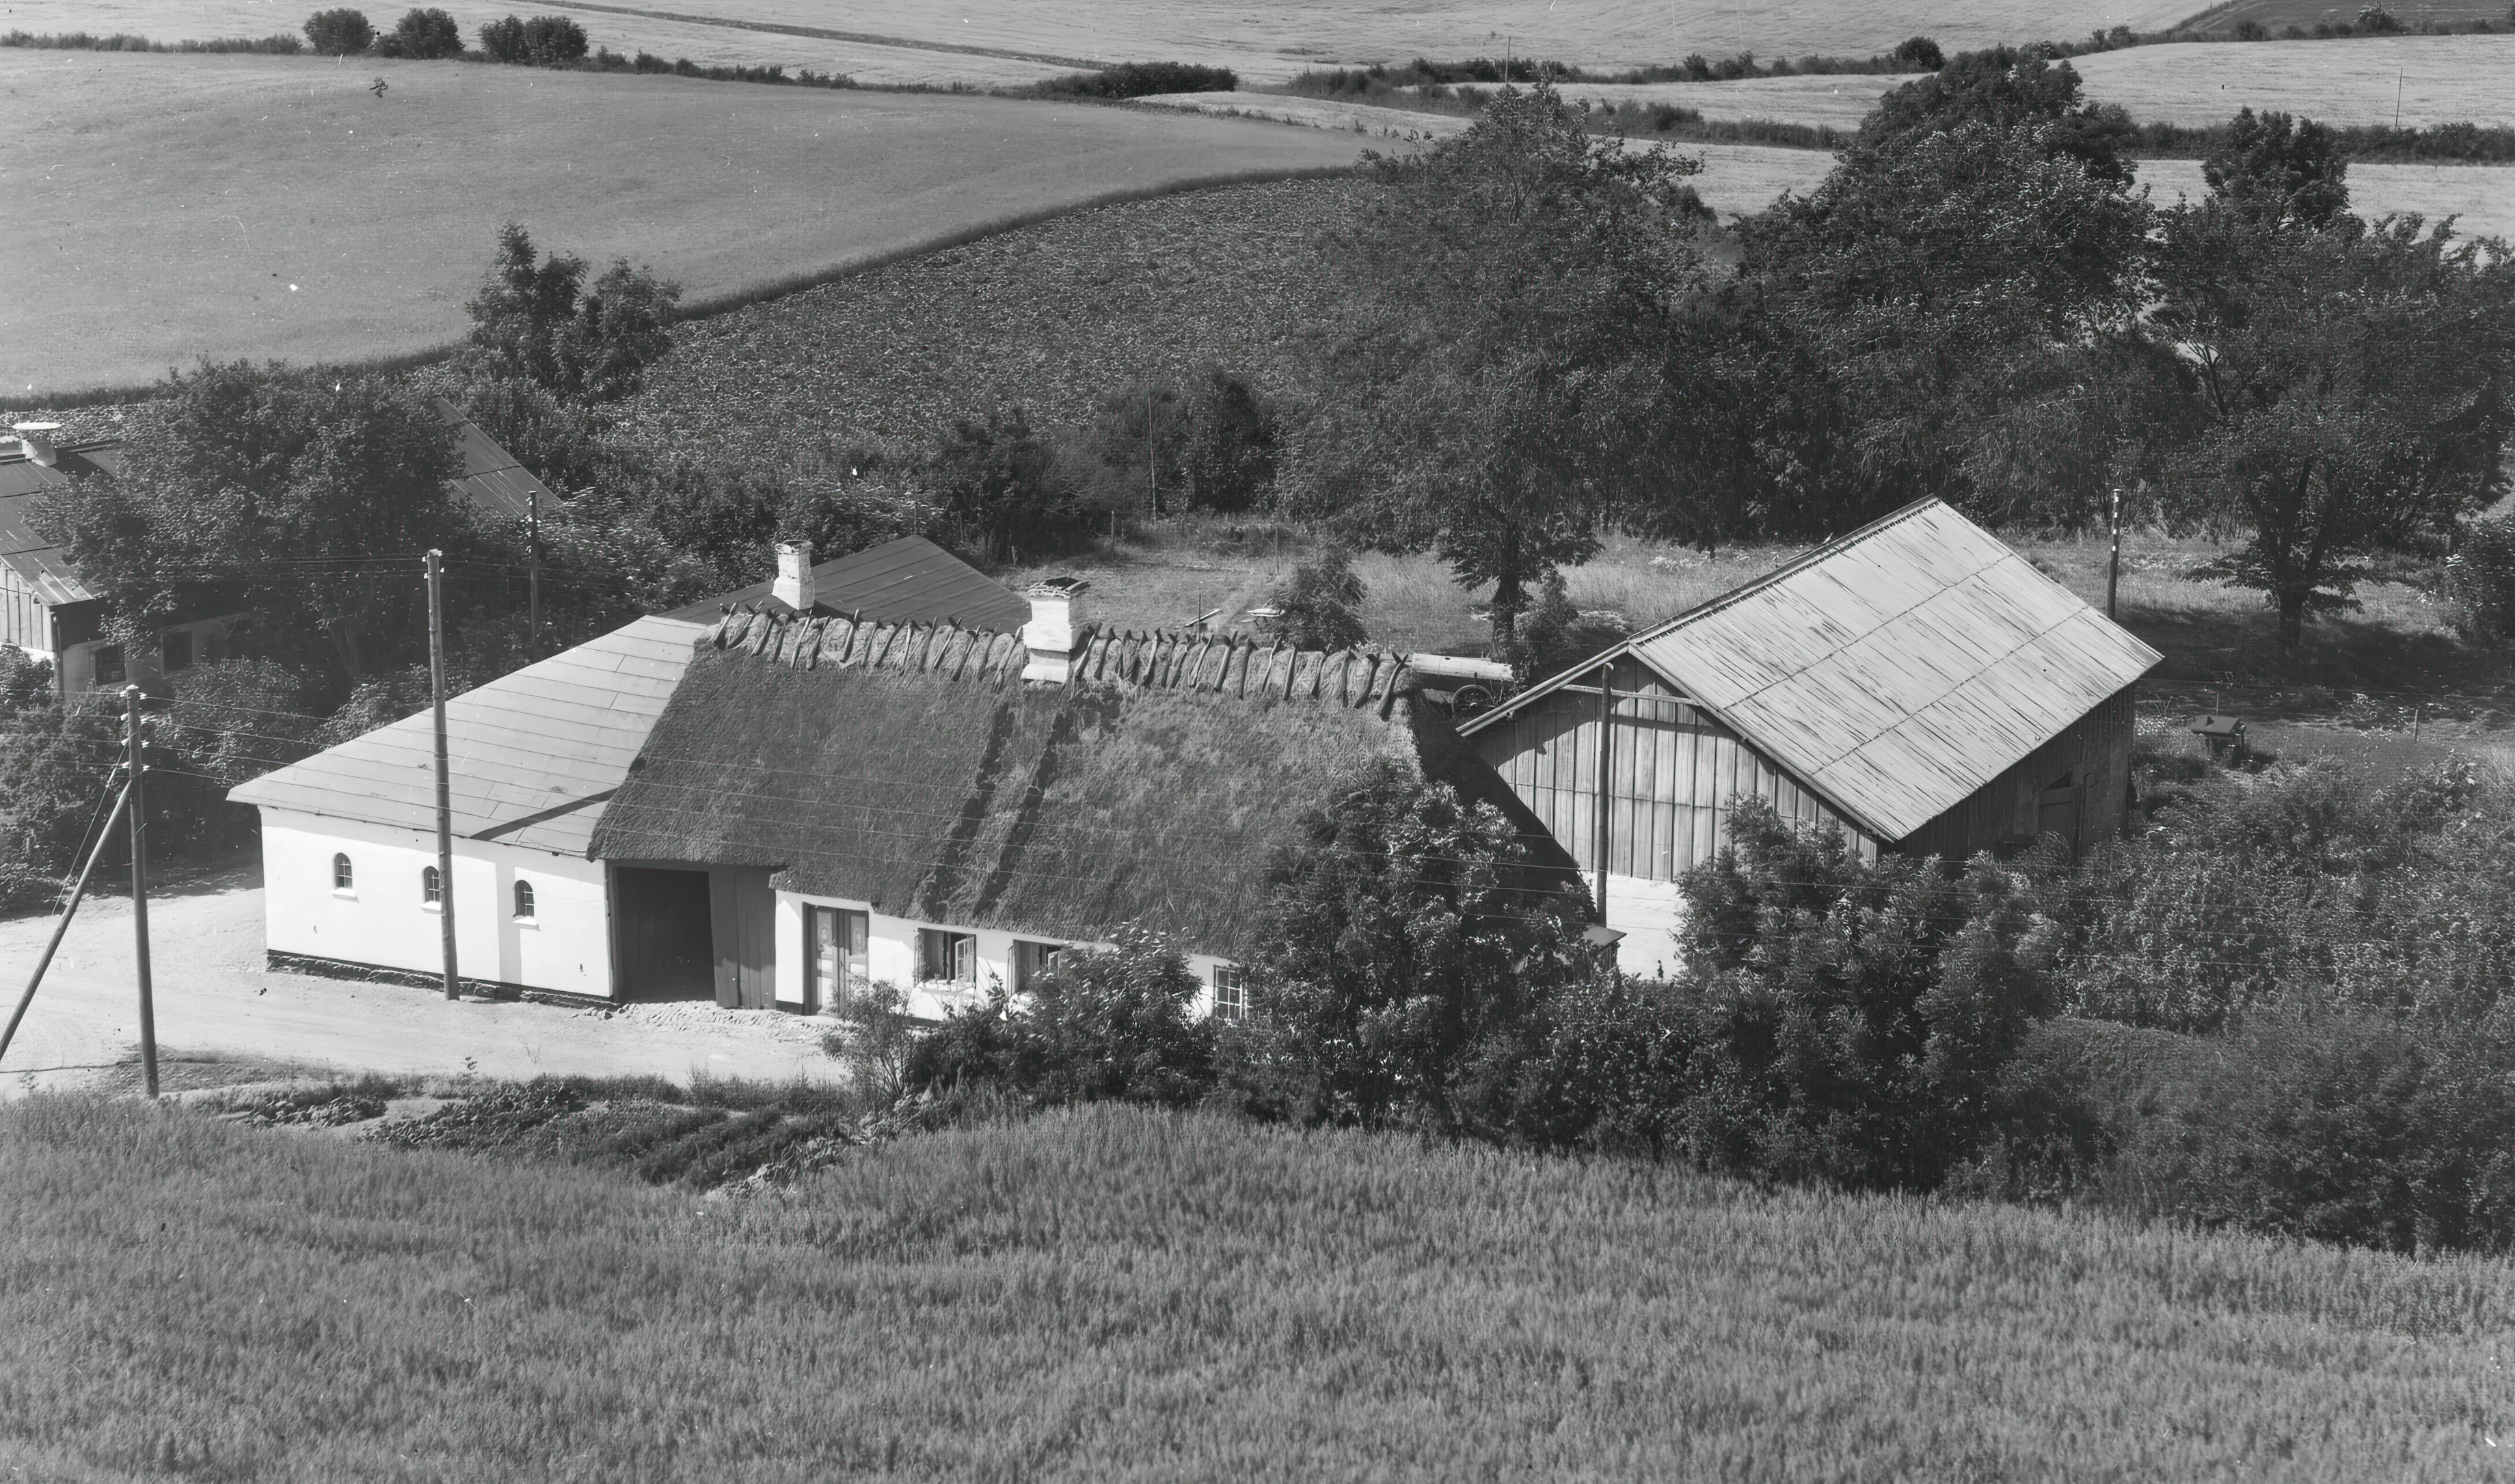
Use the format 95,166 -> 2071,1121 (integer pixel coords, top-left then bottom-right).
0,872 -> 842,1098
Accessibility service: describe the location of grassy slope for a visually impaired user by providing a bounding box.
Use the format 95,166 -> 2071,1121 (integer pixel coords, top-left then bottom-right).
0,51 -> 1367,397
4,1097 -> 2511,1482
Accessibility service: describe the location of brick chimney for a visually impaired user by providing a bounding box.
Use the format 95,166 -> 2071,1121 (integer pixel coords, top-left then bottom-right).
11,422 -> 61,467
772,540 -> 815,612
1021,577 -> 1090,684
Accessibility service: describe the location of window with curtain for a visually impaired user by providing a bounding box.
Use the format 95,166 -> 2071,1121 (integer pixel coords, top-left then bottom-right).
919,928 -> 976,984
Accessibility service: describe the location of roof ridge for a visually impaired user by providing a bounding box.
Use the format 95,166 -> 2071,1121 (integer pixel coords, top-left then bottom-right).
1624,498 -> 1950,648
701,604 -> 1421,715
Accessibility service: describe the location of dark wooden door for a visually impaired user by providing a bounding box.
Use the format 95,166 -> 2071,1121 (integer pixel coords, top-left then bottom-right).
612,867 -> 714,1000
2036,773 -> 2084,854
709,867 -> 779,1009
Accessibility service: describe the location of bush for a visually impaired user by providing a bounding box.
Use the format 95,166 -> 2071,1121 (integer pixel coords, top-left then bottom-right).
1670,801 -> 2056,1190
301,7 -> 373,53
1032,61 -> 1237,98
463,224 -> 679,403
902,931 -> 1214,1107
387,6 -> 460,57
2446,511 -> 2515,641
928,408 -> 1096,563
520,14 -> 586,65
825,980 -> 917,1107
1889,35 -> 1944,69
1177,368 -> 1278,513
476,14 -> 525,62
1228,763 -> 1601,1133
1258,546 -> 1366,651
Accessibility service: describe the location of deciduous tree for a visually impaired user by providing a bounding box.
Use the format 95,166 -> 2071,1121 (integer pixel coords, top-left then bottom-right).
462,224 -> 679,404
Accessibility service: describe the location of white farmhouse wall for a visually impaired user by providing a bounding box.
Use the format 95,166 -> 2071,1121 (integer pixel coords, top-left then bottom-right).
260,808 -> 613,997
776,890 -> 1242,1021
1603,872 -> 1685,982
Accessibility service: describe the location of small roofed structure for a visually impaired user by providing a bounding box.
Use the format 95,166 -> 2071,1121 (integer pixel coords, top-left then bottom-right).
1461,499 -> 2163,977
589,601 -> 1576,1014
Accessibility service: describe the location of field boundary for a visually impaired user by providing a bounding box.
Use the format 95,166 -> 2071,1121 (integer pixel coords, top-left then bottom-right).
509,0 -> 1097,69
2,165 -> 1359,413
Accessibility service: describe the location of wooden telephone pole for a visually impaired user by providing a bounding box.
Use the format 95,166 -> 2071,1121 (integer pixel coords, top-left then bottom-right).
2107,486 -> 2123,621
427,550 -> 459,1001
125,686 -> 159,1096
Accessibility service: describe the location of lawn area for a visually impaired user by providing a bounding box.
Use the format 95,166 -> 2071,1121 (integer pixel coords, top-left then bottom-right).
3,1096 -> 2510,1481
0,50 -> 1368,399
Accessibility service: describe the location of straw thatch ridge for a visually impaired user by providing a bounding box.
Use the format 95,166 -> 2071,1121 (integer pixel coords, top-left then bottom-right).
697,603 -> 1421,718
589,606 -> 1574,958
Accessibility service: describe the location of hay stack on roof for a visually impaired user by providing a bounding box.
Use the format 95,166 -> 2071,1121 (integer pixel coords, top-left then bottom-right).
591,606 -> 1571,956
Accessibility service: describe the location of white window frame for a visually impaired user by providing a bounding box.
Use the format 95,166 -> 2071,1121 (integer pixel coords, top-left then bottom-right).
1211,964 -> 1248,1024
421,864 -> 443,911
331,852 -> 355,897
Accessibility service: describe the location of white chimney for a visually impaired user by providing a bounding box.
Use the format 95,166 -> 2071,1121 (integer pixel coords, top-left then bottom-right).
11,422 -> 62,467
773,540 -> 815,612
1021,577 -> 1090,684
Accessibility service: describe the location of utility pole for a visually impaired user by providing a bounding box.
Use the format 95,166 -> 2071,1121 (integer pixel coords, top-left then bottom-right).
2107,485 -> 2123,621
427,550 -> 459,1001
124,686 -> 157,1098
527,485 -> 541,652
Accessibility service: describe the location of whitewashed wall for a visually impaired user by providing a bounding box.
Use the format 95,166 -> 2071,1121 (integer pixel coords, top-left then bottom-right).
259,808 -> 613,997
1604,874 -> 1685,982
776,890 -> 1239,1020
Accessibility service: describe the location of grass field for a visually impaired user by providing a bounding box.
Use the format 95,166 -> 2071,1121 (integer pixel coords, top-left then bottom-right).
5,1096 -> 2513,1481
2136,157 -> 2515,236
0,50 -> 1369,397
16,0 -> 2211,84
2073,34 -> 2515,126
2184,0 -> 2512,33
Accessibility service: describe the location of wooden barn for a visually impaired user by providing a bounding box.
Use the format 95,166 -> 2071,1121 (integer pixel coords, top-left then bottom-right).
1460,500 -> 2163,977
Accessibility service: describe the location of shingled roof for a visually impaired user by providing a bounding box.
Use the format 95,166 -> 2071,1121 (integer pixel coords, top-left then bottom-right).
591,606 -> 1568,957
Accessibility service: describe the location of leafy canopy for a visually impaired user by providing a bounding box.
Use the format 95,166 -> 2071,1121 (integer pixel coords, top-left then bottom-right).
462,223 -> 679,404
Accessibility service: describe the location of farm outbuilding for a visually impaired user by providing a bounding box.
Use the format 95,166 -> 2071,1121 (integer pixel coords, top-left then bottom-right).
1461,500 -> 2163,977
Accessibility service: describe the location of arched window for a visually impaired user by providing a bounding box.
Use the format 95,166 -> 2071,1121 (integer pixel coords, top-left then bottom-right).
422,865 -> 442,906
513,879 -> 535,920
332,853 -> 353,891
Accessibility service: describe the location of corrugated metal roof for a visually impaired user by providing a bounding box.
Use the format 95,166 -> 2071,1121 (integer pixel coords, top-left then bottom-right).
0,445 -> 116,606
1464,500 -> 2162,842
659,535 -> 1031,631
433,399 -> 550,522
228,615 -> 708,856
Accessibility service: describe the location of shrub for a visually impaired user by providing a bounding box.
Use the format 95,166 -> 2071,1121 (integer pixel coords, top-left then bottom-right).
301,7 -> 373,54
520,14 -> 586,65
1496,975 -> 1699,1155
1671,801 -> 2056,1190
1032,61 -> 1237,98
1228,763 -> 1601,1133
2445,511 -> 2515,641
388,6 -> 460,57
901,931 -> 1214,1108
1889,35 -> 1944,69
824,980 -> 917,1107
927,408 -> 1095,563
1081,379 -> 1189,515
1177,368 -> 1278,513
1258,546 -> 1366,651
476,14 -> 526,62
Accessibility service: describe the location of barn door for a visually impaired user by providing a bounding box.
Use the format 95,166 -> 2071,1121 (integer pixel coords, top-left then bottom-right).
2036,771 -> 2083,853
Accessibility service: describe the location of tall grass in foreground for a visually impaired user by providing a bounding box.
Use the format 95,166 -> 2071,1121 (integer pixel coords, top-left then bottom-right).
3,1101 -> 2512,1481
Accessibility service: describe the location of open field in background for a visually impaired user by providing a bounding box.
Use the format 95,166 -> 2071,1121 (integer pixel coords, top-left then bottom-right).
0,0 -> 1078,82
2185,0 -> 2512,33
26,0 -> 2210,83
2073,34 -> 2515,126
2136,157 -> 2515,235
0,50 -> 1369,397
5,1098 -> 2512,1481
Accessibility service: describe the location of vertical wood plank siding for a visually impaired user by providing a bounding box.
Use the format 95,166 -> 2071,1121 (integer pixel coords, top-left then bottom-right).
1472,658 -> 1872,880
1892,684 -> 2140,861
0,565 -> 42,653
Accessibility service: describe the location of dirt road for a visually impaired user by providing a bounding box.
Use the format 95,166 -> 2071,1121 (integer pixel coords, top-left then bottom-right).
0,869 -> 842,1096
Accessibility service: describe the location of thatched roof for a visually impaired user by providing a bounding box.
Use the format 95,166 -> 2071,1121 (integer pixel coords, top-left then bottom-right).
590,606 -> 1571,956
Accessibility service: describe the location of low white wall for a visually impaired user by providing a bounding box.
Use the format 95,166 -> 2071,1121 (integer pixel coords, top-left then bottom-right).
1603,873 -> 1685,982
777,890 -> 1240,1020
259,809 -> 613,997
